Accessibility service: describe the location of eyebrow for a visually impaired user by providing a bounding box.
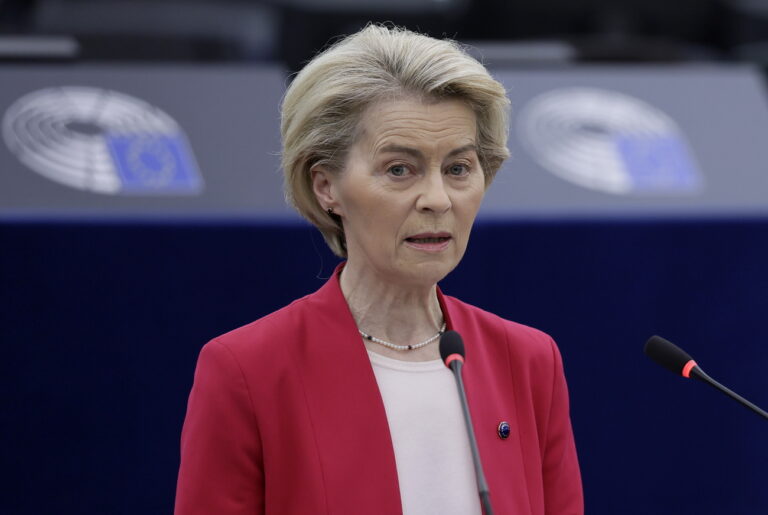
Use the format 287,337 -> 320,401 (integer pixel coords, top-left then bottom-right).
377,143 -> 478,159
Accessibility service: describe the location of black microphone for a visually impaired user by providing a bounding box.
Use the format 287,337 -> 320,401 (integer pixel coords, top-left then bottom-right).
439,330 -> 494,515
644,335 -> 768,420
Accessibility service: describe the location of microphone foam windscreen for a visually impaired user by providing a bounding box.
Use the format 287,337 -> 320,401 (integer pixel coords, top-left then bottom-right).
439,330 -> 465,363
644,335 -> 694,375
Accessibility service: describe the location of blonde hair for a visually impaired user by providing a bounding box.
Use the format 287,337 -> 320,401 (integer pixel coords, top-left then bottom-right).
280,24 -> 510,257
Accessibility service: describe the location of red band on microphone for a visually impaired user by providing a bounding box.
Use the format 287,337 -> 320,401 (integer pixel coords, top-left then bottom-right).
682,359 -> 697,378
444,353 -> 464,366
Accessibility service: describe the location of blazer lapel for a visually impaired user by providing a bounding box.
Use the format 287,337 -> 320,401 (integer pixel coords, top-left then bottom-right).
438,290 -> 535,515
296,266 -> 403,514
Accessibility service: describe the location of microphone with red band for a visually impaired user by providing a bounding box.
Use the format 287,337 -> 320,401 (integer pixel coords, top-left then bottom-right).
443,353 -> 464,367
644,335 -> 768,420
439,331 -> 494,515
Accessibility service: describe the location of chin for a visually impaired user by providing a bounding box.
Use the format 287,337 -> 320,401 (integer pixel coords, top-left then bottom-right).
403,259 -> 458,286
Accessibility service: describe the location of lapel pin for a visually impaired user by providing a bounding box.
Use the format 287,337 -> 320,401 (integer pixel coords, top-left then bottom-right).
497,421 -> 511,440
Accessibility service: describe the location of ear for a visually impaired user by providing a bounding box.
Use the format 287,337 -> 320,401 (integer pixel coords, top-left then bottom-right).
311,164 -> 342,215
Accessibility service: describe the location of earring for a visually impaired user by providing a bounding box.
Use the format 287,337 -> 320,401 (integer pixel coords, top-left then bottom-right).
327,208 -> 334,215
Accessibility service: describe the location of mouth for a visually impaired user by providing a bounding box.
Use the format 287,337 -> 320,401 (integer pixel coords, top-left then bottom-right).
404,232 -> 452,251
405,232 -> 451,243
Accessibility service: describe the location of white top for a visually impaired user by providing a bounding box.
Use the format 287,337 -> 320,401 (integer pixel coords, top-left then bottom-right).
368,351 -> 482,515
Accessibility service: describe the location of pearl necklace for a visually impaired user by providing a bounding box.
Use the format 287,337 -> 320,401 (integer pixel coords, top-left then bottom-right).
359,323 -> 447,351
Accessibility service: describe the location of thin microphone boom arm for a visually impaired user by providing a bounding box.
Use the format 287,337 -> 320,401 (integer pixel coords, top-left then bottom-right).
690,366 -> 768,420
440,331 -> 494,515
447,358 -> 494,515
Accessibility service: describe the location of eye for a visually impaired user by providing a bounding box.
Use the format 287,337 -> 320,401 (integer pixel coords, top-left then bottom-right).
446,163 -> 470,176
387,164 -> 409,177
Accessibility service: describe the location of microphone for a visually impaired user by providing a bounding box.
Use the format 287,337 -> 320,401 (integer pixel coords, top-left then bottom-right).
439,331 -> 494,515
644,335 -> 768,420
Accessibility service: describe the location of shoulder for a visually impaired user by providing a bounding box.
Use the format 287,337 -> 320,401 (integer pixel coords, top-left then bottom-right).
203,291 -> 318,364
188,293 -> 321,411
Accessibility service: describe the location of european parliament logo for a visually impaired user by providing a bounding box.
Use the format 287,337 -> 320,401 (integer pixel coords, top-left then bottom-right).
2,86 -> 203,196
517,87 -> 702,196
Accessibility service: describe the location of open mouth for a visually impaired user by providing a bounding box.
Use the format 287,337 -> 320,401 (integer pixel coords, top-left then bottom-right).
405,236 -> 451,243
404,232 -> 452,248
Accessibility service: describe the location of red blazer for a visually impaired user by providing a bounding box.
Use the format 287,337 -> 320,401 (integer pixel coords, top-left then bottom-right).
175,266 -> 583,514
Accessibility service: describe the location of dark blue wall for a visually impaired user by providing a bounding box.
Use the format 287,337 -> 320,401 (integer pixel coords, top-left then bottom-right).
2,219 -> 767,514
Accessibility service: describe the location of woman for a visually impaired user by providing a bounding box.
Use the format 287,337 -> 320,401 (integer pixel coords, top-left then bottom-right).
175,25 -> 582,515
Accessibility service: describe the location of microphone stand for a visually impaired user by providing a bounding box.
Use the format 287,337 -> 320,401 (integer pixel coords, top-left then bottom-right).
448,358 -> 494,515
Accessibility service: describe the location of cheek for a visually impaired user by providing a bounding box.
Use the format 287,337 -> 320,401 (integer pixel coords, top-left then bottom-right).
336,176 -> 378,220
342,189 -> 402,243
457,186 -> 485,223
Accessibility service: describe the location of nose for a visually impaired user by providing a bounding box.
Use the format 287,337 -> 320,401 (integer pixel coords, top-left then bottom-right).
416,171 -> 451,214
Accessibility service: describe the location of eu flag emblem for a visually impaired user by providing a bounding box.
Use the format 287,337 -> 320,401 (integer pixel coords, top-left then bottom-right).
107,133 -> 202,194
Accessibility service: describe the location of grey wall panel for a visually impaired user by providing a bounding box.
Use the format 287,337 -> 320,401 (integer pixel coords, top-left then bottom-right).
2,64 -> 767,221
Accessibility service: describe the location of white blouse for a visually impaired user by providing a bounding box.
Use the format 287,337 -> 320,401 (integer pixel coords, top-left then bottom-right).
367,351 -> 482,515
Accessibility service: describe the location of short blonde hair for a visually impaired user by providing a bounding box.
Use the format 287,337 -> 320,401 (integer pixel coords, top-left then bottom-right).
280,24 -> 510,257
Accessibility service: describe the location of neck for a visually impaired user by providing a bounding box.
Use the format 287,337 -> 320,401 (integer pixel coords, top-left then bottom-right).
339,260 -> 444,349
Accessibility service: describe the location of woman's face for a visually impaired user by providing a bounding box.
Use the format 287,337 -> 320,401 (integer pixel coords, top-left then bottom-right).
315,97 -> 486,286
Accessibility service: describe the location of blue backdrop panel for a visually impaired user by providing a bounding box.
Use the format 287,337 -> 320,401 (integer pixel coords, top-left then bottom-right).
2,220 -> 767,514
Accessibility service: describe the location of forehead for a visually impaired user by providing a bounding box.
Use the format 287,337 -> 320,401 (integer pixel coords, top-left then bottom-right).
355,97 -> 478,151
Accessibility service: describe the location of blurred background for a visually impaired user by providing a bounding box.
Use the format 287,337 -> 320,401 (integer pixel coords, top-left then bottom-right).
2,0 -> 768,514
5,0 -> 768,66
